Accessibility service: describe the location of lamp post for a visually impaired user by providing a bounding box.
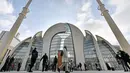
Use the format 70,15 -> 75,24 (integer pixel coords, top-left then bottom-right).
96,0 -> 130,55
0,0 -> 32,68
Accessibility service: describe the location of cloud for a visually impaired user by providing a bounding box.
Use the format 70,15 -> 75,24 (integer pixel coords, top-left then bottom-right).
0,0 -> 16,32
0,0 -> 32,41
76,0 -> 130,45
19,29 -> 34,40
109,0 -> 130,43
76,1 -> 93,24
64,0 -> 73,4
0,0 -> 14,14
0,15 -> 16,31
17,24 -> 35,41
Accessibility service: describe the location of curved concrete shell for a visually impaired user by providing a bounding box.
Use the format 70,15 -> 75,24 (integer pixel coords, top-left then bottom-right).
0,37 -> 31,70
43,23 -> 85,65
21,31 -> 43,71
96,35 -> 123,70
1,23 -> 125,71
84,30 -> 107,70
10,37 -> 32,56
9,37 -> 32,71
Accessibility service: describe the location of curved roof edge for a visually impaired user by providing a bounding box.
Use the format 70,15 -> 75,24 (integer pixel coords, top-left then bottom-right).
31,31 -> 42,42
34,31 -> 42,37
96,35 -> 118,53
96,35 -> 112,45
85,30 -> 93,36
69,23 -> 84,36
43,23 -> 65,38
84,30 -> 97,41
96,35 -> 111,42
9,37 -> 32,56
43,23 -> 84,38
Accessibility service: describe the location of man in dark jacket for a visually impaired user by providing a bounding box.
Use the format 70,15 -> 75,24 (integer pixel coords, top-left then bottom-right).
7,56 -> 14,71
1,56 -> 10,71
105,63 -> 111,70
79,63 -> 82,71
28,48 -> 38,72
40,53 -> 48,72
117,50 -> 130,71
52,56 -> 58,71
17,62 -> 21,71
84,63 -> 87,71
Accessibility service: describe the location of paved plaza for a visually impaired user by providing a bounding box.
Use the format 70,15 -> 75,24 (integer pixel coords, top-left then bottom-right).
0,71 -> 128,73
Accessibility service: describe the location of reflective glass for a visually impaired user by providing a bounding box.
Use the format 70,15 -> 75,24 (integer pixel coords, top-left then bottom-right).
98,40 -> 123,70
84,35 -> 100,70
49,24 -> 75,65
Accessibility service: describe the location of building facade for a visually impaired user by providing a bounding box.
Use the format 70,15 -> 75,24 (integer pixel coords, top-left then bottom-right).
2,23 -> 124,71
0,31 -> 20,64
84,30 -> 107,70
42,23 -> 85,67
96,35 -> 123,70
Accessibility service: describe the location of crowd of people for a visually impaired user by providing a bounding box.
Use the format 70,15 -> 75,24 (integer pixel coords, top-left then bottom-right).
0,55 -> 21,72
116,50 -> 130,72
28,47 -> 85,72
1,47 -> 130,72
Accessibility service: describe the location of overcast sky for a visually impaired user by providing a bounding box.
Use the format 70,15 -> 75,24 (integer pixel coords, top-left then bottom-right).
0,0 -> 130,45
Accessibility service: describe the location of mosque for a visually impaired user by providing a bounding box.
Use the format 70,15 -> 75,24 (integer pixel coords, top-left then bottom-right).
8,23 -> 123,71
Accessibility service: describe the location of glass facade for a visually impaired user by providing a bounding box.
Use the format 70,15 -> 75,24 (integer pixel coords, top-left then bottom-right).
49,24 -> 75,65
25,32 -> 43,71
84,33 -> 100,70
8,23 -> 125,71
12,37 -> 31,71
97,36 -> 123,70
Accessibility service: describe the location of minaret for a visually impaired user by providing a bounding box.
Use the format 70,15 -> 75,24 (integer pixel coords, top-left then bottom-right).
96,0 -> 130,55
0,0 -> 32,62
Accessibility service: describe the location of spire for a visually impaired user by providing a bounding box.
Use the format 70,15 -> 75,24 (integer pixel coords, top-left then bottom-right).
96,0 -> 130,55
0,0 -> 33,69
25,0 -> 32,8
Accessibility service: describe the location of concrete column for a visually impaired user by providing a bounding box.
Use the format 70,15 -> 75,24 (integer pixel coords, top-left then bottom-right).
94,39 -> 107,70
0,0 -> 32,62
96,0 -> 130,55
39,58 -> 42,71
39,47 -> 44,71
85,30 -> 107,70
20,38 -> 33,71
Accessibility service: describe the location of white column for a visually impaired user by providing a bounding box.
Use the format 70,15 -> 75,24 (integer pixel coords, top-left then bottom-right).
20,38 -> 33,71
85,30 -> 107,70
96,0 -> 130,55
39,58 -> 42,71
94,39 -> 107,70
0,0 -> 32,62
